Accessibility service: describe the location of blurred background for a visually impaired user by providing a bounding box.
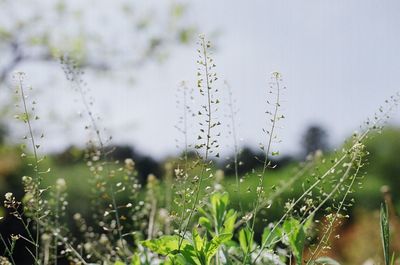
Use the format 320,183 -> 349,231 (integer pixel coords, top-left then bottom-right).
0,0 -> 399,264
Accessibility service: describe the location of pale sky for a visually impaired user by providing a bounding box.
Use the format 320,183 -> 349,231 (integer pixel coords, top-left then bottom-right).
8,0 -> 400,159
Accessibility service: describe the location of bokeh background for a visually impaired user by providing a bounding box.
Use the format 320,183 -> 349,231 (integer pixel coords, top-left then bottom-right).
0,1 -> 399,264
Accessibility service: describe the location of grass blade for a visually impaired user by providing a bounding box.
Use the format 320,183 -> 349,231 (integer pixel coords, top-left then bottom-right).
380,201 -> 390,265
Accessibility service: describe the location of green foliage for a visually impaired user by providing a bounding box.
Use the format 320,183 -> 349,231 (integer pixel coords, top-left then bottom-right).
141,226 -> 232,265
141,235 -> 189,256
238,226 -> 253,255
261,225 -> 280,249
141,193 -> 234,265
277,217 -> 313,265
198,193 -> 237,237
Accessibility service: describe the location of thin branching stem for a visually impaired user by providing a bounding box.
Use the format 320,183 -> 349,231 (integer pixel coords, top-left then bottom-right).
0,234 -> 17,265
226,82 -> 243,214
70,68 -> 127,261
252,122 -> 382,263
234,160 -> 314,229
253,154 -> 359,263
176,84 -> 191,239
306,156 -> 362,264
254,75 -> 281,225
17,74 -> 41,264
247,73 -> 282,265
179,36 -> 213,248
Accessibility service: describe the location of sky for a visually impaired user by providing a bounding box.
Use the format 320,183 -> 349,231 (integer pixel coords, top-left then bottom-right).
5,0 -> 400,159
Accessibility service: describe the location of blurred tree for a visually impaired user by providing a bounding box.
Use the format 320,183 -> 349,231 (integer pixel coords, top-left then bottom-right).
223,146 -> 293,176
301,125 -> 329,156
0,0 -> 196,85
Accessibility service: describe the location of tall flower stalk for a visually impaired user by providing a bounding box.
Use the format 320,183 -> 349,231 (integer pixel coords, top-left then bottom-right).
179,35 -> 220,248
60,56 -> 127,261
251,72 -> 284,229
15,73 -> 42,264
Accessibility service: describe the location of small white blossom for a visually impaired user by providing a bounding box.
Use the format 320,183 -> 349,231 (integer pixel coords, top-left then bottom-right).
5,192 -> 13,201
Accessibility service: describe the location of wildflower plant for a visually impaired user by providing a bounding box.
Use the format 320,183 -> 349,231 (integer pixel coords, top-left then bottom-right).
177,35 -> 221,246
0,35 -> 399,265
251,72 -> 286,227
60,55 -> 148,263
172,81 -> 195,233
0,73 -> 86,265
11,73 -> 48,264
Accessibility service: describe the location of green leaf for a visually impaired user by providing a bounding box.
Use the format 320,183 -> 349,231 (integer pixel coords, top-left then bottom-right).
313,257 -> 341,265
222,209 -> 237,235
380,202 -> 390,265
239,227 -> 254,254
179,245 -> 201,265
131,253 -> 141,265
192,228 -> 205,253
205,233 -> 232,263
114,261 -> 125,265
165,253 -> 196,265
141,235 -> 189,255
199,216 -> 212,232
210,193 -> 230,230
261,226 -> 279,248
281,218 -> 311,265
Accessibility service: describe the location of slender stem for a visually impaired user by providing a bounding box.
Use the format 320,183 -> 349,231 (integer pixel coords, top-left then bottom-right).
246,75 -> 281,262
306,157 -> 361,264
252,137 -> 367,263
19,217 -> 37,246
227,83 -> 243,214
253,75 -> 281,225
75,77 -> 127,260
234,160 -> 314,229
0,234 -> 17,265
177,85 -> 190,238
18,75 -> 41,264
179,37 -> 213,248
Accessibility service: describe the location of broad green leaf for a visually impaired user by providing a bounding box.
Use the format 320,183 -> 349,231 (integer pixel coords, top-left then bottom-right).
210,193 -> 230,230
282,218 -> 310,265
239,227 -> 254,254
205,233 -> 232,262
222,209 -> 237,235
165,253 -> 196,265
114,261 -> 125,265
180,245 -> 201,265
199,216 -> 212,232
197,206 -> 209,218
261,226 -> 279,248
192,228 -> 205,252
140,235 -> 189,255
